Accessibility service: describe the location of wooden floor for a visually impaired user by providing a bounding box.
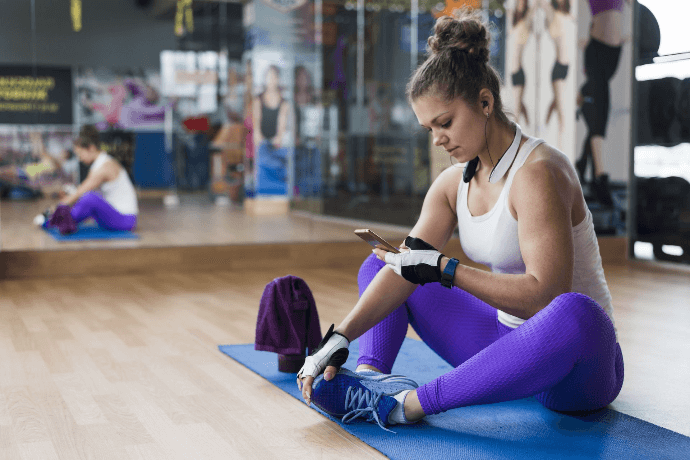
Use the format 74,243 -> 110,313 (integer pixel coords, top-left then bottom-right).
0,260 -> 688,459
0,195 -> 411,252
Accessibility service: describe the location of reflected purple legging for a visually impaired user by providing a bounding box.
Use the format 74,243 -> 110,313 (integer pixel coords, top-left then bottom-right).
356,254 -> 624,414
70,191 -> 137,231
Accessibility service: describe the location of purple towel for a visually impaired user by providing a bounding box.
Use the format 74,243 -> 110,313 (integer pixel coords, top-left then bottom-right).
47,205 -> 77,235
255,275 -> 322,356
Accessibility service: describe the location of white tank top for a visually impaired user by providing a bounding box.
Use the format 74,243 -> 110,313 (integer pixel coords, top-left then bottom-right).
456,136 -> 617,341
90,152 -> 139,216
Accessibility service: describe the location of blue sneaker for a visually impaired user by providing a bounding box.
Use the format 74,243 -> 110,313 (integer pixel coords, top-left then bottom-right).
311,368 -> 418,432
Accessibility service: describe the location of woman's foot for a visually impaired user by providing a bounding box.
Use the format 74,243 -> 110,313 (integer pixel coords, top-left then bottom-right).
309,368 -> 419,431
33,209 -> 52,228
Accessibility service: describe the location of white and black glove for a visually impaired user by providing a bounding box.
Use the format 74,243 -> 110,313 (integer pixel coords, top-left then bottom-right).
297,324 -> 350,380
384,236 -> 444,285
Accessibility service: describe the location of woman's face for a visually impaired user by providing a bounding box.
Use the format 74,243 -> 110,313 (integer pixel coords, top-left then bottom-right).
73,144 -> 99,164
411,94 -> 486,163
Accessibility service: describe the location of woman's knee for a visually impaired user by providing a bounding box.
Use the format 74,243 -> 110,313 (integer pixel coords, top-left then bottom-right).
548,292 -> 597,315
76,191 -> 99,206
544,292 -> 612,334
357,253 -> 386,294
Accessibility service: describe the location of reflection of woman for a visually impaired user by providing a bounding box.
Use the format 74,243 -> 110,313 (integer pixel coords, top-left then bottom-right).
47,125 -> 138,231
294,65 -> 315,147
576,0 -> 631,205
297,10 -> 621,430
253,65 -> 291,195
244,60 -> 255,196
542,0 -> 571,149
509,0 -> 534,127
254,65 -> 289,149
294,66 -> 321,197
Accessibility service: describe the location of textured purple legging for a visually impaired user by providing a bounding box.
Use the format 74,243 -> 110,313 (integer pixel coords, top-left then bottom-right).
70,191 -> 137,231
356,254 -> 624,414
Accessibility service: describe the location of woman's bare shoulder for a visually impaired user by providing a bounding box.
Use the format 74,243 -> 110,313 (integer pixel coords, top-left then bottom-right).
527,141 -> 573,167
518,141 -> 580,191
434,164 -> 465,208
100,158 -> 122,181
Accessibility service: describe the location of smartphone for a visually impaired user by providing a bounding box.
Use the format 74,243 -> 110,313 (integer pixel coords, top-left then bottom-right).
354,229 -> 401,253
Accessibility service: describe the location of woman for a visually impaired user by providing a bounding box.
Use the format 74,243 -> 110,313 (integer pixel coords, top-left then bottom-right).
297,9 -> 622,430
293,65 -> 321,197
45,125 -> 138,232
543,0 -> 572,149
576,0 -> 631,205
508,0 -> 534,127
253,65 -> 291,195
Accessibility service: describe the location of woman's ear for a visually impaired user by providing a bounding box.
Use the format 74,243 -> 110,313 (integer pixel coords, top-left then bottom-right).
478,88 -> 494,115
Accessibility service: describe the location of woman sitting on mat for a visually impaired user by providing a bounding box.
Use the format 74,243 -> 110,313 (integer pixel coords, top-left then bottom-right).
41,125 -> 138,232
296,8 -> 622,430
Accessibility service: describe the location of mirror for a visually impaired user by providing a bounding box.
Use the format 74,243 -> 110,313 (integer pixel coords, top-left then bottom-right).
4,0 -> 638,254
630,0 -> 690,264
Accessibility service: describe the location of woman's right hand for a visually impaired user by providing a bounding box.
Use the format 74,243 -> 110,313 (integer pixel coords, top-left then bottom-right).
296,324 -> 350,404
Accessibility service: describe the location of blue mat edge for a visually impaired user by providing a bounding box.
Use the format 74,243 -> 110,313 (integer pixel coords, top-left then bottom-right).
218,339 -> 690,460
42,223 -> 139,241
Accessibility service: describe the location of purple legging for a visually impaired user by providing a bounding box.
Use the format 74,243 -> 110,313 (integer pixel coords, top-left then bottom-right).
356,254 -> 624,414
70,191 -> 137,231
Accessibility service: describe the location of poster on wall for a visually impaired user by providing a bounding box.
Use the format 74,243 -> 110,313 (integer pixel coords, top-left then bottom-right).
246,0 -> 319,198
0,65 -> 73,125
251,54 -> 295,196
503,0 -> 578,157
75,68 -> 169,132
574,0 -> 633,187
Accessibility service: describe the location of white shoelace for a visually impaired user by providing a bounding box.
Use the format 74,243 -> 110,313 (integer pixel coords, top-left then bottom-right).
341,386 -> 395,433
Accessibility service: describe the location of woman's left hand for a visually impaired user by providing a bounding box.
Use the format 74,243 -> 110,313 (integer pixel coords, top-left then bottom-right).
373,236 -> 445,285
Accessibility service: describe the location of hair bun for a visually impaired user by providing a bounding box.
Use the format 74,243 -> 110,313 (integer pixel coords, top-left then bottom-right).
427,8 -> 491,63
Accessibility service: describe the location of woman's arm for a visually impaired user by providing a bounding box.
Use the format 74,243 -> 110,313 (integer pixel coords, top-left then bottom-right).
59,161 -> 116,206
336,167 -> 460,341
299,167 -> 460,401
439,154 -> 575,319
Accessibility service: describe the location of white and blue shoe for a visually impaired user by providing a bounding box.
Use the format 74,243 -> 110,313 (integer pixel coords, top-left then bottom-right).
310,368 -> 418,431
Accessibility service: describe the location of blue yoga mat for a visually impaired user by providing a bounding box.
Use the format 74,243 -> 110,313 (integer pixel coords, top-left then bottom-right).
43,223 -> 139,241
219,338 -> 690,460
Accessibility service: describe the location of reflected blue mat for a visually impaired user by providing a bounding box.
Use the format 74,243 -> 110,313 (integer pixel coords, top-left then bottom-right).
43,223 -> 139,241
219,338 -> 690,460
